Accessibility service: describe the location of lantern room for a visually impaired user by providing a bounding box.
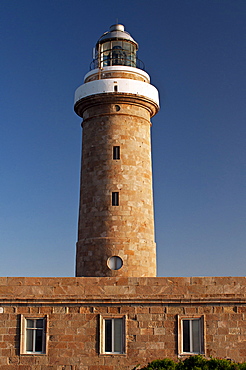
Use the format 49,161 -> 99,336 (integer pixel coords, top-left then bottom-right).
91,24 -> 143,69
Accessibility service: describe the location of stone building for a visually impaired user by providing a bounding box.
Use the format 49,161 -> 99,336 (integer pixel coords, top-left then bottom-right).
0,25 -> 245,370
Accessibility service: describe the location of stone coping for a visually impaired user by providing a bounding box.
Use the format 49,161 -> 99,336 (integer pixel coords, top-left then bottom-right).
0,277 -> 246,304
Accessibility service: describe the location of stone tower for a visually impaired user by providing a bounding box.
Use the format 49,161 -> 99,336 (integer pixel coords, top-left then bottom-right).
74,24 -> 159,277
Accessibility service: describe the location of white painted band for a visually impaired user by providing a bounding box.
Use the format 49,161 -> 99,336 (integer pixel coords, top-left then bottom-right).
74,78 -> 159,107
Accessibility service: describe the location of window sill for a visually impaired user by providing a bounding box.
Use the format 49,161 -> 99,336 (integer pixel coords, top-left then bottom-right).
179,352 -> 205,357
20,353 -> 47,356
99,353 -> 127,357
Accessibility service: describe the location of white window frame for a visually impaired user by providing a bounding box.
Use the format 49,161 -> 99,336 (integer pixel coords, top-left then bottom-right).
100,315 -> 126,355
20,315 -> 48,355
178,315 -> 205,355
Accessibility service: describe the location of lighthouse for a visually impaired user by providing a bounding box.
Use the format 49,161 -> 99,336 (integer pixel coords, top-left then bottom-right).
74,24 -> 159,277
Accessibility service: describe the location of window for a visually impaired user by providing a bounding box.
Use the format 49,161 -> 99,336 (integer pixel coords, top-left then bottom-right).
112,192 -> 119,206
100,316 -> 126,354
113,146 -> 120,160
178,316 -> 204,355
20,315 -> 47,354
97,40 -> 137,68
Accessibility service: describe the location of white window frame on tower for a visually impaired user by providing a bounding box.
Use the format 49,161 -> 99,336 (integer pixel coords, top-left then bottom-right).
99,315 -> 126,355
20,315 -> 48,355
178,315 -> 205,356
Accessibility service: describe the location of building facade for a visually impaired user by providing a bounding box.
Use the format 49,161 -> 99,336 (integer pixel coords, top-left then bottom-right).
0,277 -> 246,369
0,25 -> 245,369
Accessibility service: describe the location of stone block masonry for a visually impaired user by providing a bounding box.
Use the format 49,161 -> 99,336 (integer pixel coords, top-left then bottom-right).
76,101 -> 156,277
0,277 -> 246,369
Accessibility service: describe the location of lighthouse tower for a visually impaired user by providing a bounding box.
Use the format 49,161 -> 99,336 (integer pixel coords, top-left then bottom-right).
74,24 -> 159,277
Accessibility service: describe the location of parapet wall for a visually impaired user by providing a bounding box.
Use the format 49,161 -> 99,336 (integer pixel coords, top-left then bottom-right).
1,276 -> 246,301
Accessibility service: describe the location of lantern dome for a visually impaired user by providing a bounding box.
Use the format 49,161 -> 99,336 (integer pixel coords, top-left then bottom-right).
97,24 -> 138,46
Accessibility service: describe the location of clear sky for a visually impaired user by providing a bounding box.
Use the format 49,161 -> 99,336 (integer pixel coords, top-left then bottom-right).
0,0 -> 245,277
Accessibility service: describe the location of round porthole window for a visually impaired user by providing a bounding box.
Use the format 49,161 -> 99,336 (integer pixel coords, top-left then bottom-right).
108,256 -> 123,270
115,105 -> 120,111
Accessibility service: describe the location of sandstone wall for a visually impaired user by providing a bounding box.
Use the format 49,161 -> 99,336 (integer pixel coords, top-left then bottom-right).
76,99 -> 156,277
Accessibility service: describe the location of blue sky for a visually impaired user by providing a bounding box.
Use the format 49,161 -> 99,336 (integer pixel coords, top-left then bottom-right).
0,0 -> 245,277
